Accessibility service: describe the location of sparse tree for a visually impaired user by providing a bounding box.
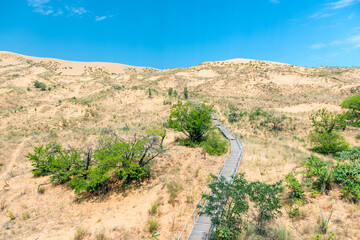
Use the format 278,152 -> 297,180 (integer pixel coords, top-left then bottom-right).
168,101 -> 213,144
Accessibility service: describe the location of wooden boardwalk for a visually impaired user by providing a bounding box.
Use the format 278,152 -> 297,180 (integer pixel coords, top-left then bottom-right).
187,114 -> 243,240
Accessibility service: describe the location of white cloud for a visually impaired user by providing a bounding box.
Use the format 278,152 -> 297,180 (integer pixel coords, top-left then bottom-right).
310,43 -> 327,49
331,33 -> 360,48
270,0 -> 280,3
27,0 -> 54,15
348,34 -> 360,47
328,0 -> 360,10
95,16 -> 107,21
309,11 -> 335,19
70,7 -> 87,15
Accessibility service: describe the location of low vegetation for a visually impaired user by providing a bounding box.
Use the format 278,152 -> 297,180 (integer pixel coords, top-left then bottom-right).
27,129 -> 166,194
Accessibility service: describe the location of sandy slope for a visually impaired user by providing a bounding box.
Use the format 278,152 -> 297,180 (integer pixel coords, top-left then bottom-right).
0,52 -> 360,239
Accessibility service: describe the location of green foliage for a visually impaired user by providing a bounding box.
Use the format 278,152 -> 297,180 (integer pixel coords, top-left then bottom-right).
309,108 -> 346,134
27,129 -> 166,194
168,87 -> 173,96
228,106 -> 247,123
202,174 -> 250,239
356,133 -> 360,140
285,172 -> 304,203
34,80 -> 47,91
202,132 -> 228,156
173,90 -> 178,97
149,232 -> 160,240
201,173 -> 283,239
309,131 -> 349,154
333,147 -> 360,202
341,93 -> 360,112
248,180 -> 284,235
148,88 -> 152,97
288,208 -> 301,219
183,87 -> 188,99
168,101 -> 214,144
301,155 -> 334,193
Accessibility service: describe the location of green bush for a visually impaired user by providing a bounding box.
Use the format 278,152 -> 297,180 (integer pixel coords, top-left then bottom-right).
302,155 -> 334,193
285,172 -> 304,203
333,147 -> 360,201
341,93 -> 360,127
309,131 -> 349,154
309,108 -> 346,133
34,81 -> 47,91
201,173 -> 283,238
202,133 -> 228,156
356,133 -> 360,140
27,129 -> 166,194
168,101 -> 214,144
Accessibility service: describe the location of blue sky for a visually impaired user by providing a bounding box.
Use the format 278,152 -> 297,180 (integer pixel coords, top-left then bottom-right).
0,0 -> 359,69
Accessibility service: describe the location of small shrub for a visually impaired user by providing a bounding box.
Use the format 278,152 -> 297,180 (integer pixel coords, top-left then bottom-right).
356,133 -> 360,140
302,155 -> 334,193
38,187 -> 45,194
310,131 -> 349,154
285,172 -> 304,203
7,211 -> 15,220
288,208 -> 304,220
34,81 -> 47,91
148,218 -> 159,233
74,227 -> 88,240
202,132 -> 228,156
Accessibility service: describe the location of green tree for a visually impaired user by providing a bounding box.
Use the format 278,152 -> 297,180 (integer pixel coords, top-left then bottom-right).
341,93 -> 360,127
248,180 -> 284,235
168,87 -> 173,96
302,155 -> 334,193
309,108 -> 346,133
309,108 -> 348,155
168,101 -> 214,144
201,174 -> 250,239
201,174 -> 283,239
183,87 -> 189,99
148,88 -> 152,98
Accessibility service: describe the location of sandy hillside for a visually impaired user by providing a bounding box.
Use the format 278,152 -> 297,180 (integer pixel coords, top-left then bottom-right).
0,52 -> 360,239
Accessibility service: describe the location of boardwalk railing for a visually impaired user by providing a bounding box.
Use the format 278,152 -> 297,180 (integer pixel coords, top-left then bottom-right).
177,109 -> 244,240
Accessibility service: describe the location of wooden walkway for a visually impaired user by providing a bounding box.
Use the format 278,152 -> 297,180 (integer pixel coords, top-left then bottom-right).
187,114 -> 244,240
